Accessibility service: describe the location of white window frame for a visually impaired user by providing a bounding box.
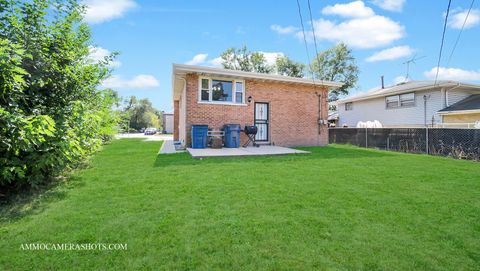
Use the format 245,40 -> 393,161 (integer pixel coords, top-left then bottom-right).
386,92 -> 415,109
198,77 -> 246,106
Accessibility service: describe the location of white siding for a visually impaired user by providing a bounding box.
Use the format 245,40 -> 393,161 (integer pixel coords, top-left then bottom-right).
338,89 -> 448,127
447,90 -> 472,106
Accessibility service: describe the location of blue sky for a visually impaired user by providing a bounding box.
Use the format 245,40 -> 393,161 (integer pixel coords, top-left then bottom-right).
84,0 -> 480,112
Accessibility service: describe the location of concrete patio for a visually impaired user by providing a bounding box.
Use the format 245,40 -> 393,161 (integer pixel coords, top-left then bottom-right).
187,145 -> 309,158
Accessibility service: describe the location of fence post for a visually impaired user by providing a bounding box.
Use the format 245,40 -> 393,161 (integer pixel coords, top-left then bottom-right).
426,126 -> 429,155
365,127 -> 368,148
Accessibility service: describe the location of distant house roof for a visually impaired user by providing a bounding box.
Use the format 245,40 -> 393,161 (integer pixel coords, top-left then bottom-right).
337,80 -> 480,104
438,95 -> 480,114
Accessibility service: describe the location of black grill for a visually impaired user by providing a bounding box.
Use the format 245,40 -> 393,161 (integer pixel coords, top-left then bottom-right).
243,125 -> 259,147
244,125 -> 258,135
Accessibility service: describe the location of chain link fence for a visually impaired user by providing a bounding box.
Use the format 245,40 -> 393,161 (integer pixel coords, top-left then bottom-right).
329,128 -> 480,160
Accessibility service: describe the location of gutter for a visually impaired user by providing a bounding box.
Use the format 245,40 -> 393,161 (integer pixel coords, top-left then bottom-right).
173,63 -> 343,88
437,109 -> 480,115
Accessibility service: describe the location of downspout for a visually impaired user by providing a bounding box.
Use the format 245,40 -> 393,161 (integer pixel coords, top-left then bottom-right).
179,77 -> 187,146
445,83 -> 462,107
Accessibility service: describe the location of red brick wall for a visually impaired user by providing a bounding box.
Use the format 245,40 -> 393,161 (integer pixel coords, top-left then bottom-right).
173,100 -> 179,141
184,73 -> 328,147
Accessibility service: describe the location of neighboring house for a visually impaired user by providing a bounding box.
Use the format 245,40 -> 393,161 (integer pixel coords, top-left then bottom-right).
162,113 -> 174,134
438,95 -> 480,127
336,80 -> 480,128
172,64 -> 342,147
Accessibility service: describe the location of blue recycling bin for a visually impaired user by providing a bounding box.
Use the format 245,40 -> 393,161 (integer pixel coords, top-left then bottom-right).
224,124 -> 241,148
191,125 -> 208,149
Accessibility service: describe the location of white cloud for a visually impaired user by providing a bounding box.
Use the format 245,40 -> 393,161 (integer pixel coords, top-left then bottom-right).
260,52 -> 284,66
371,0 -> 405,12
393,75 -> 410,84
87,46 -> 121,68
184,52 -> 284,68
208,57 -> 223,67
271,24 -> 298,34
102,75 -> 160,89
366,45 -> 414,62
424,67 -> 480,81
83,0 -> 137,24
448,9 -> 480,29
322,1 -> 375,18
300,15 -> 405,49
185,54 -> 209,65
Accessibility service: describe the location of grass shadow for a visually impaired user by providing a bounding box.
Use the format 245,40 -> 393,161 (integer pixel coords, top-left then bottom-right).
0,175 -> 85,225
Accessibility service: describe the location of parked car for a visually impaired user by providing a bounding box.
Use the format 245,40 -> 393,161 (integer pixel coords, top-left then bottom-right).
144,128 -> 157,135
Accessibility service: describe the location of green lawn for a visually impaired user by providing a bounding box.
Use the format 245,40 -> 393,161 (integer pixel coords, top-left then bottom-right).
1,139 -> 479,270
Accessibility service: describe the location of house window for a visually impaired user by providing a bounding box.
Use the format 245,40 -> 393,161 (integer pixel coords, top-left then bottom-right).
235,82 -> 244,103
212,80 -> 232,102
201,79 -> 209,101
199,78 -> 244,104
345,102 -> 353,111
386,92 -> 415,109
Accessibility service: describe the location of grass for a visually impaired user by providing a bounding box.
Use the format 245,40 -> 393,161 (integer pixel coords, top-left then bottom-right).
1,139 -> 479,270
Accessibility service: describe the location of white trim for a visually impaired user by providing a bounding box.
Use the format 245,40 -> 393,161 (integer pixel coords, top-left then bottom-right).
437,109 -> 480,115
197,101 -> 248,106
174,63 -> 342,88
198,76 -> 246,105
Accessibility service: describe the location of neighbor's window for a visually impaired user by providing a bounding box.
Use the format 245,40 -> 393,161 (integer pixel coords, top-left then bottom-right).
199,78 -> 244,104
345,102 -> 353,111
386,92 -> 415,108
400,93 -> 415,107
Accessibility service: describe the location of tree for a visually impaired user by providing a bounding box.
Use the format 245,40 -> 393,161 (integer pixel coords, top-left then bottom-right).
311,43 -> 359,102
0,0 -> 120,187
122,96 -> 162,131
219,46 -> 305,77
275,56 -> 305,78
220,46 -> 273,73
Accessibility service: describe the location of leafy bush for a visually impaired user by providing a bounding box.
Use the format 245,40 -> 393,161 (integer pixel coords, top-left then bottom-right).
0,0 -> 120,187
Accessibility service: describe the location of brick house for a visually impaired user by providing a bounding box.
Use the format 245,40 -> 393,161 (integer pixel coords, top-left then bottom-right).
172,64 -> 342,147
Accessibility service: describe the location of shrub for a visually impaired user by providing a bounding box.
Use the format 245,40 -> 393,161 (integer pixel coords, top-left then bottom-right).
0,0 -> 120,188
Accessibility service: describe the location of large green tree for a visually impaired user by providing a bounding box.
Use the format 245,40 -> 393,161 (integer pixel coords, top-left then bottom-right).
0,0 -> 120,187
311,43 -> 359,102
220,46 -> 304,77
123,96 -> 162,131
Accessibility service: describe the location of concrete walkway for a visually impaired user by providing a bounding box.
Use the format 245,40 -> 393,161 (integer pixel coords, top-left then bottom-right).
187,145 -> 309,158
159,140 -> 177,154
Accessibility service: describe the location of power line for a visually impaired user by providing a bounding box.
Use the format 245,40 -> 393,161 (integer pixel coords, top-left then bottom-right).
295,0 -> 315,81
307,0 -> 321,71
434,0 -> 452,86
446,0 -> 476,65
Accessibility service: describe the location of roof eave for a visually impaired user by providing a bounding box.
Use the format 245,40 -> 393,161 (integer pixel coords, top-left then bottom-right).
172,63 -> 343,88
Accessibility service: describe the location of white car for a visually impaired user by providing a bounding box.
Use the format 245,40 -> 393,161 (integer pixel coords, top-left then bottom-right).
144,128 -> 157,135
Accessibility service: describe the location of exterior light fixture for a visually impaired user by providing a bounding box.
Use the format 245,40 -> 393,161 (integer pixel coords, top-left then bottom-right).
247,96 -> 252,103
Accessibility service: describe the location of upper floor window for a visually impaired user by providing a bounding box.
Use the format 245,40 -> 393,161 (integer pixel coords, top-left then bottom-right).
386,92 -> 415,109
345,102 -> 353,111
200,78 -> 244,104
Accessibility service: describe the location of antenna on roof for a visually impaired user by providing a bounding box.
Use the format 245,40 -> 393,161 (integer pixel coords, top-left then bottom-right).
402,55 -> 426,81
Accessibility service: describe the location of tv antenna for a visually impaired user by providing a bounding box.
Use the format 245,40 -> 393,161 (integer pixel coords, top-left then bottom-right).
402,55 -> 426,81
